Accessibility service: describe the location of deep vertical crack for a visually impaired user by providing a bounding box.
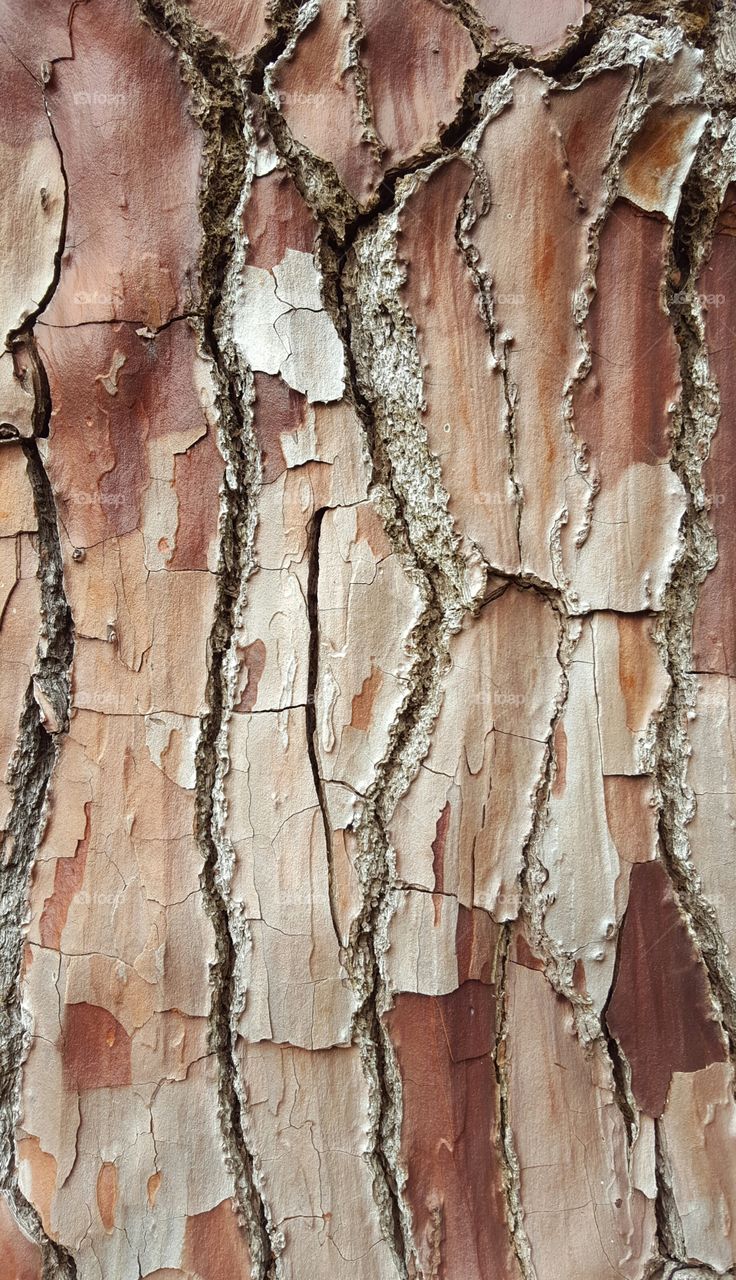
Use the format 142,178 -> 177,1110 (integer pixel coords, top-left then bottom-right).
646,25 -> 736,1259
0,440 -> 76,1280
0,23 -> 77,1277
654,1116 -> 687,1266
332,216 -> 465,1278
305,506 -> 342,948
137,3 -> 283,1274
655,115 -> 736,1052
493,927 -> 537,1280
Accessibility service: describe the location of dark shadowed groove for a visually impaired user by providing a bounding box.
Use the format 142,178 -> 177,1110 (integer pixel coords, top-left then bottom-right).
0,440 -> 76,1280
257,0 -> 619,250
655,119 -> 736,1056
493,926 -> 536,1280
136,3 -> 289,1275
654,1117 -> 687,1265
0,18 -> 78,1275
305,506 -> 343,948
647,16 -> 736,1260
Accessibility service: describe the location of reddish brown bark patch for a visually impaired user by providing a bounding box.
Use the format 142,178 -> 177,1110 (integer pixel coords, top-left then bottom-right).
511,931 -> 546,972
243,168 -> 317,269
432,802 -> 451,895
185,0 -> 270,61
576,200 -> 677,479
350,665 -> 383,731
236,639 -> 267,713
358,0 -> 476,167
603,775 -> 657,863
39,322 -> 208,548
170,425 -> 223,571
396,155 -> 518,572
273,3 -> 379,204
456,907 -> 498,986
183,1198 -> 252,1280
621,107 -> 695,208
42,0 -> 202,329
252,372 -> 308,484
551,721 -> 568,798
616,615 -> 659,727
96,1161 -> 118,1233
16,1138 -> 57,1236
147,1172 -> 162,1207
0,1192 -> 43,1280
386,984 -> 517,1280
39,802 -> 91,950
62,1003 -> 132,1092
473,0 -> 586,55
605,860 -> 726,1116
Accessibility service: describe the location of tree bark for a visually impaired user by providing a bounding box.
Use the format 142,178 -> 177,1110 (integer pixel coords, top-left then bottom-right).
0,1 -> 735,1278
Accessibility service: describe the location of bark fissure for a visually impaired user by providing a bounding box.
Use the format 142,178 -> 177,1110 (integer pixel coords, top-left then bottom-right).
0,23 -> 77,1273
260,8 -> 632,250
256,37 -> 488,1275
655,120 -> 736,1051
136,5 -> 280,1274
654,1117 -> 687,1265
494,927 -> 537,1280
305,505 -> 342,949
0,441 -> 76,1280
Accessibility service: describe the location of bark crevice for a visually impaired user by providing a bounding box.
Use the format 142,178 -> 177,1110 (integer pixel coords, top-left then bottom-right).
137,4 -> 283,1274
655,114 -> 736,1055
0,25 -> 77,1273
0,436 -> 77,1280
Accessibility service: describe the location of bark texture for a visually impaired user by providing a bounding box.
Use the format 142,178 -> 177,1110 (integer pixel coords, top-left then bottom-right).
0,1 -> 735,1278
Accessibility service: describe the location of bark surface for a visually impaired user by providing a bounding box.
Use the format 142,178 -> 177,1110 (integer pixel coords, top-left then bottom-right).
0,0 -> 735,1278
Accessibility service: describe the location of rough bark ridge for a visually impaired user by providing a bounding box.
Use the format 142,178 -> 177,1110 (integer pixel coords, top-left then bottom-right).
1,0 -> 736,1277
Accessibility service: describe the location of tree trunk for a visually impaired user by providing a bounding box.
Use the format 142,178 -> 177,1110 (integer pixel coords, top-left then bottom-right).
1,1 -> 735,1278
